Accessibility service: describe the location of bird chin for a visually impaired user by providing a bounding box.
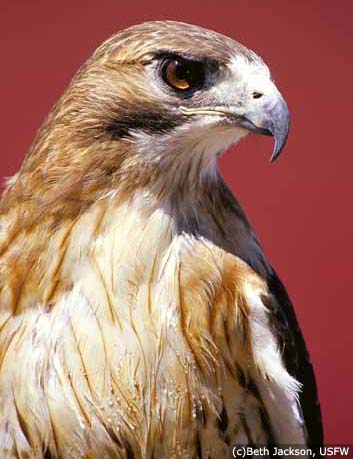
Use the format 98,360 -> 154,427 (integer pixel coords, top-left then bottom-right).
205,123 -> 249,158
172,118 -> 249,159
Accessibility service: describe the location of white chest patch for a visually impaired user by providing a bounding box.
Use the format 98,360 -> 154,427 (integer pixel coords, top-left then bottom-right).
0,193 -> 306,459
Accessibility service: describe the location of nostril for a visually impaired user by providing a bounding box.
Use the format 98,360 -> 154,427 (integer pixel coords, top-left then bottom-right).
252,92 -> 263,99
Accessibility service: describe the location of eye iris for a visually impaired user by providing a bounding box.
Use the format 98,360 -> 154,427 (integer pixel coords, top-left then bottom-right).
163,58 -> 204,91
167,60 -> 190,89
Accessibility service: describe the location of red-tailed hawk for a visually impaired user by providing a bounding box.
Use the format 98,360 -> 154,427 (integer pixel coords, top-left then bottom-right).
0,21 -> 322,459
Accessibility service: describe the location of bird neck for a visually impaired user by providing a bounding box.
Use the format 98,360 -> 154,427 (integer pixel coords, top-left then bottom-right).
0,125 -> 270,317
0,147 -> 271,317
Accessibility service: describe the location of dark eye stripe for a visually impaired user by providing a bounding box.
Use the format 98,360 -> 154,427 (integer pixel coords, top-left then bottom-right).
104,106 -> 187,140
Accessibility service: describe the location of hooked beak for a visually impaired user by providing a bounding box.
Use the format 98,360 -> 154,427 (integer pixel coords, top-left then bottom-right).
238,90 -> 290,162
180,86 -> 290,162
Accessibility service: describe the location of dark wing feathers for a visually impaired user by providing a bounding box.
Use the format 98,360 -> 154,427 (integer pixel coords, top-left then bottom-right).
267,269 -> 323,447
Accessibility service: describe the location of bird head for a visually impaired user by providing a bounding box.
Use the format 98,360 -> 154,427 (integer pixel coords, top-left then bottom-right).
19,21 -> 290,210
82,21 -> 289,157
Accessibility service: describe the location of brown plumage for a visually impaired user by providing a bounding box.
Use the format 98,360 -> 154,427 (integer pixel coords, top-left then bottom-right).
0,21 -> 322,459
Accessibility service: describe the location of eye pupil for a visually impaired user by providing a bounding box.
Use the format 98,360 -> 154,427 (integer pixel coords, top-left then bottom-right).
175,62 -> 189,81
162,58 -> 205,92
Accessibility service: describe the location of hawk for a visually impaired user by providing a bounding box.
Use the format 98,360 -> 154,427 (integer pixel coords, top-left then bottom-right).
0,21 -> 322,459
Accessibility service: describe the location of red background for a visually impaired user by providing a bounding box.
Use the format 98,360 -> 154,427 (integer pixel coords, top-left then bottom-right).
1,0 -> 352,443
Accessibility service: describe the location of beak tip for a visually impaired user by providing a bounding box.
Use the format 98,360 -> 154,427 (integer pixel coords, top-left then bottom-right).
269,118 -> 290,164
269,144 -> 283,163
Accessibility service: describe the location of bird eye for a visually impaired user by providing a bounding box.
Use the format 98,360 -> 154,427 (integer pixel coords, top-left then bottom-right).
161,58 -> 205,92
